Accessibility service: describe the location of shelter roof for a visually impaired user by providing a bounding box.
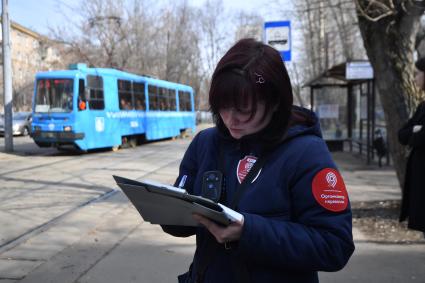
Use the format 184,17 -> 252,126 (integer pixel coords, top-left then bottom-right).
304,60 -> 372,88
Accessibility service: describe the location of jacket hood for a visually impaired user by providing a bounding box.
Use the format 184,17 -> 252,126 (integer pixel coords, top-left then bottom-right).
285,105 -> 322,141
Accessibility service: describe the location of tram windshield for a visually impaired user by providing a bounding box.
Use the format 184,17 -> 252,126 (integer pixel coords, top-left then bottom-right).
35,79 -> 74,113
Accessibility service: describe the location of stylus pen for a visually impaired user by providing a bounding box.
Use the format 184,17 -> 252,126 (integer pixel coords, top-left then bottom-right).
178,175 -> 187,189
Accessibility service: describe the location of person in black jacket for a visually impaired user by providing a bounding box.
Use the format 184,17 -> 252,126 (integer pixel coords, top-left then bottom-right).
398,57 -> 425,234
162,38 -> 354,283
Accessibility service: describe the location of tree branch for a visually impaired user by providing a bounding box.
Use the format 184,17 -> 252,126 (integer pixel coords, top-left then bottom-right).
355,0 -> 396,22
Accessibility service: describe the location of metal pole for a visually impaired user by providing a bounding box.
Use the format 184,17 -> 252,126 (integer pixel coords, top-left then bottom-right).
310,87 -> 314,110
366,82 -> 371,164
370,80 -> 376,160
2,0 -> 13,152
347,84 -> 353,152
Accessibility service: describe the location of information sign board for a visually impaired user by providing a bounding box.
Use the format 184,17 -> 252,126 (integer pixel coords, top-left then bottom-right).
264,21 -> 291,61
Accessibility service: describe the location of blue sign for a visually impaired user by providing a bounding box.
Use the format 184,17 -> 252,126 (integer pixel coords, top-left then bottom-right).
264,21 -> 291,62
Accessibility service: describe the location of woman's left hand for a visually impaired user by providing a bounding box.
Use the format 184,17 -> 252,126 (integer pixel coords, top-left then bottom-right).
193,214 -> 244,244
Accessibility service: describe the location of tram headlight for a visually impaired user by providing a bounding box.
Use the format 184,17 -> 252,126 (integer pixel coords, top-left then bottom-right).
63,126 -> 72,132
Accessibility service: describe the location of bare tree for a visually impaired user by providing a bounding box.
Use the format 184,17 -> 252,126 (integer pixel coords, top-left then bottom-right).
51,0 -> 130,68
50,0 -> 286,111
157,1 -> 204,101
159,2 -> 201,81
198,0 -> 230,75
49,0 -> 205,107
292,0 -> 365,79
355,0 -> 425,187
232,11 -> 264,41
194,0 -> 231,109
328,0 -> 364,61
286,62 -> 306,107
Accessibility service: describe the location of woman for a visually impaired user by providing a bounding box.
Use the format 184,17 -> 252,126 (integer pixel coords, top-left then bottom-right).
163,38 -> 354,283
398,58 -> 425,234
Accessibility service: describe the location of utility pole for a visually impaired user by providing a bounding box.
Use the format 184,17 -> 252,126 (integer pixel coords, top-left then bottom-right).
2,0 -> 13,152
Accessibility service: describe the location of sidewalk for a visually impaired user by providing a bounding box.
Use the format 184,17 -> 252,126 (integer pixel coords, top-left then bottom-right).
332,151 -> 401,203
321,152 -> 425,282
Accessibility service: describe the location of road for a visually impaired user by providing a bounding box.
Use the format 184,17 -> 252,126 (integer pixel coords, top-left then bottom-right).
0,133 -> 424,283
0,135 -> 195,282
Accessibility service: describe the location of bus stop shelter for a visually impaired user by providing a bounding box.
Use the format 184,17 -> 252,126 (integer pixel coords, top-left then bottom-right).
304,61 -> 388,165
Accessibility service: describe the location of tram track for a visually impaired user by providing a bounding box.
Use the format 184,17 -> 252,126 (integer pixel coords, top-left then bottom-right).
0,146 -> 187,256
0,188 -> 119,254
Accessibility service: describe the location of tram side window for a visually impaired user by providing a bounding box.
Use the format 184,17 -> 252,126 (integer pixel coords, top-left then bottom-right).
118,79 -> 133,110
78,79 -> 87,111
87,75 -> 104,110
134,82 -> 146,110
158,87 -> 169,110
169,89 -> 177,111
179,91 -> 192,111
186,93 -> 193,111
148,85 -> 159,110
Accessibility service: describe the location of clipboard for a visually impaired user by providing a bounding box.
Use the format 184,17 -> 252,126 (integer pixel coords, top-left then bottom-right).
113,175 -> 243,227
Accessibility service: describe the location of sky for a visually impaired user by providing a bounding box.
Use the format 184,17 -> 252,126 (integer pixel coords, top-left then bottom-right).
8,0 -> 64,35
7,0 -> 295,35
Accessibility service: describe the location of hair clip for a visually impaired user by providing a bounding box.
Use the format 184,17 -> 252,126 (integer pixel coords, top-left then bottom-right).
255,72 -> 265,84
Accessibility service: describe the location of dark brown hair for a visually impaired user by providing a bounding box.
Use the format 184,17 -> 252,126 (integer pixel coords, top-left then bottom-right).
209,38 -> 293,142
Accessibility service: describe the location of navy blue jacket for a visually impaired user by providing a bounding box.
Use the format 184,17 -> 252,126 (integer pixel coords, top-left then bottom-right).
163,108 -> 354,283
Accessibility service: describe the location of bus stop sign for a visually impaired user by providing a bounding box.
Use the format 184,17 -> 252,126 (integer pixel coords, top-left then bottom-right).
264,21 -> 291,62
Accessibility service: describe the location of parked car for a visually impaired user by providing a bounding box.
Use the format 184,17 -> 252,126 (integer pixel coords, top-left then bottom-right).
0,112 -> 32,136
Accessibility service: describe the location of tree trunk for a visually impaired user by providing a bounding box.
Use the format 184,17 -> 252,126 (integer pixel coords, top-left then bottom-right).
356,1 -> 425,188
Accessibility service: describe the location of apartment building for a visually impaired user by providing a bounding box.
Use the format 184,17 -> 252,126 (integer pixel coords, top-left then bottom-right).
0,20 -> 66,111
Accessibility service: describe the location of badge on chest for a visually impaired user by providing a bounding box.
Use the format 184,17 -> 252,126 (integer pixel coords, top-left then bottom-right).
237,155 -> 261,184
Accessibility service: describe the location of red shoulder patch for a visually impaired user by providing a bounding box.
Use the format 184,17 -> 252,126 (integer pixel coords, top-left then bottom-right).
311,168 -> 348,212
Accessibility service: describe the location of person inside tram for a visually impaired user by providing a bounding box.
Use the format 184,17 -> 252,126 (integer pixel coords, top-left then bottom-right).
62,91 -> 73,111
136,99 -> 145,110
120,98 -> 131,110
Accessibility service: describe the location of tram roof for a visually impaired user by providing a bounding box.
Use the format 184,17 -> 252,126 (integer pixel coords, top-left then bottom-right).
35,65 -> 193,91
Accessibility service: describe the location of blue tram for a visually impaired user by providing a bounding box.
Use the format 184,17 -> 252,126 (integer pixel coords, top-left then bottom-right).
30,63 -> 195,151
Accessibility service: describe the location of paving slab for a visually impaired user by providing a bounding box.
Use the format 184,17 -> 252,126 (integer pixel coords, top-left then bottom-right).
0,258 -> 43,281
319,242 -> 425,282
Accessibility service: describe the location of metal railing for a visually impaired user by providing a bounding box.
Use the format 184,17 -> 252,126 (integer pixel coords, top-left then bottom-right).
349,119 -> 391,167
